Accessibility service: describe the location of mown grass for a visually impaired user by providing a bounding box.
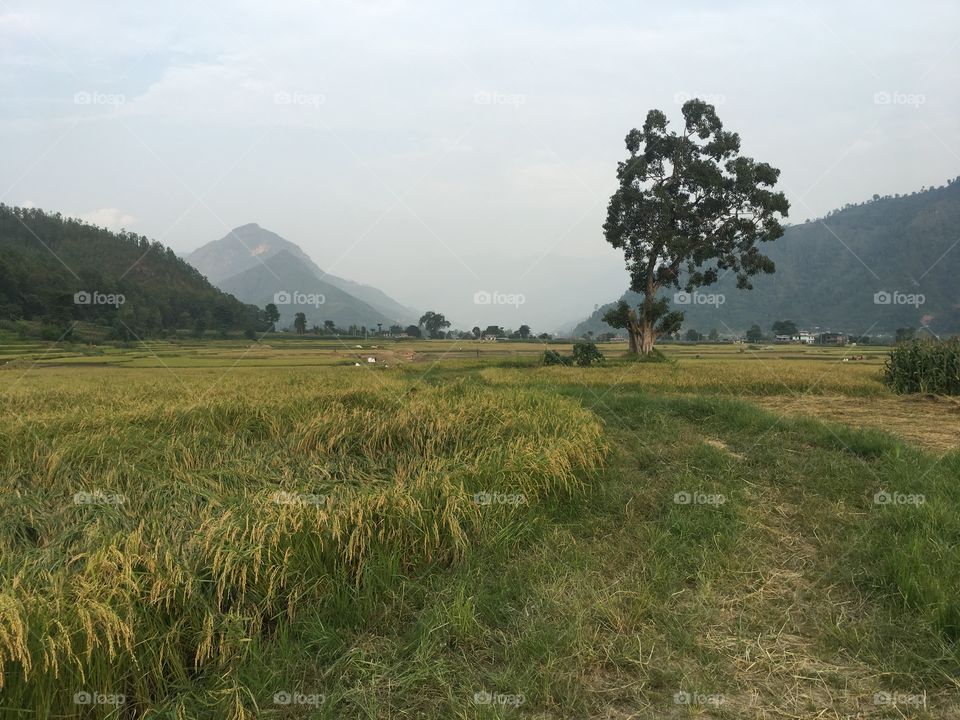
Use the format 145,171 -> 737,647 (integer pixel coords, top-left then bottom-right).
1,346 -> 958,718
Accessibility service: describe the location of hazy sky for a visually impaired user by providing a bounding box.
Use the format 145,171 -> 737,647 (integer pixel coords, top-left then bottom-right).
2,1 -> 958,330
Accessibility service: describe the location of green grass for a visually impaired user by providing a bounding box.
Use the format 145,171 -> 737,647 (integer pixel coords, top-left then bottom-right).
1,340 -> 958,718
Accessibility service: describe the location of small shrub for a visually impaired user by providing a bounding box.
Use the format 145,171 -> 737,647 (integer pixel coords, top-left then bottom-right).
543,349 -> 572,366
884,339 -> 960,395
572,341 -> 604,367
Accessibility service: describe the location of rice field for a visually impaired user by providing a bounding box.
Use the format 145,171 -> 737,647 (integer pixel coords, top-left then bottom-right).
1,337 -> 958,718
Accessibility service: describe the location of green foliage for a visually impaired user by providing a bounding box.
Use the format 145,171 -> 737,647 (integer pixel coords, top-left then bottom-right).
896,327 -> 917,342
580,183 -> 960,338
746,324 -> 764,342
571,341 -> 604,367
542,349 -> 572,366
884,339 -> 960,394
418,311 -> 451,339
771,319 -> 797,336
602,99 -> 788,354
0,205 -> 266,338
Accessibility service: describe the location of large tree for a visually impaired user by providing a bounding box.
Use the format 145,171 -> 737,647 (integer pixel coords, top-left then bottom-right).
603,99 -> 789,356
771,319 -> 798,336
419,311 -> 451,339
293,312 -> 307,335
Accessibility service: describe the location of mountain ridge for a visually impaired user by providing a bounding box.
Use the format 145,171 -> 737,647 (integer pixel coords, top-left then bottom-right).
0,205 -> 265,338
185,224 -> 419,325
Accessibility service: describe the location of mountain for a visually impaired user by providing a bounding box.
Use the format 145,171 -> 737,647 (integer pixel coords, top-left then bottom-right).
0,205 -> 265,339
572,179 -> 960,338
217,249 -> 397,330
185,224 -> 418,324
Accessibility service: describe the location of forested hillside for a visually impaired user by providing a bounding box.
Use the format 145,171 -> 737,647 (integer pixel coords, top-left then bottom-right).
0,206 -> 266,340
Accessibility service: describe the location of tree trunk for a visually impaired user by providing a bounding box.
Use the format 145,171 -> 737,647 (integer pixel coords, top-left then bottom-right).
638,319 -> 655,355
625,289 -> 658,357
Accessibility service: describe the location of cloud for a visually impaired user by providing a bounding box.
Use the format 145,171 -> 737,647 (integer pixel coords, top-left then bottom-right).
76,207 -> 136,230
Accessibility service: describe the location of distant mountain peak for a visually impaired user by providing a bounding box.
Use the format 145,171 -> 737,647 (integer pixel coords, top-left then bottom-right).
184,224 -> 419,324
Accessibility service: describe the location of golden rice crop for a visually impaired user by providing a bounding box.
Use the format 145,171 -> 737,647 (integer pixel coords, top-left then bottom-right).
0,368 -> 605,717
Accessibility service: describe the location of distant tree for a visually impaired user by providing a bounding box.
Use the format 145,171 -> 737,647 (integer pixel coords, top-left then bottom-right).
518,324 -> 531,339
377,323 -> 383,336
895,327 -> 917,343
294,312 -> 307,335
323,320 -> 336,334
483,325 -> 504,338
193,316 -> 207,338
708,328 -> 719,341
244,327 -> 258,341
746,324 -> 764,343
538,332 -> 552,340
771,320 -> 798,336
471,326 -> 481,339
264,303 -> 280,330
389,324 -> 403,335
685,328 -> 703,342
419,311 -> 451,339
603,99 -> 789,356
405,324 -> 422,338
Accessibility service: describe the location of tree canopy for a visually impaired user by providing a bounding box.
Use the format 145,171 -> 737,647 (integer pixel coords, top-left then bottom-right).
603,99 -> 789,355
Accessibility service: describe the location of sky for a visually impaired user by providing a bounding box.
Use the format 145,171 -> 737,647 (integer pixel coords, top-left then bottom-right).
2,0 -> 958,331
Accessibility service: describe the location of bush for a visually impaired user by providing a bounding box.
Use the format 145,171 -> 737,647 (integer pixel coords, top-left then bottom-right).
884,339 -> 960,395
543,349 -> 572,366
572,341 -> 604,367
